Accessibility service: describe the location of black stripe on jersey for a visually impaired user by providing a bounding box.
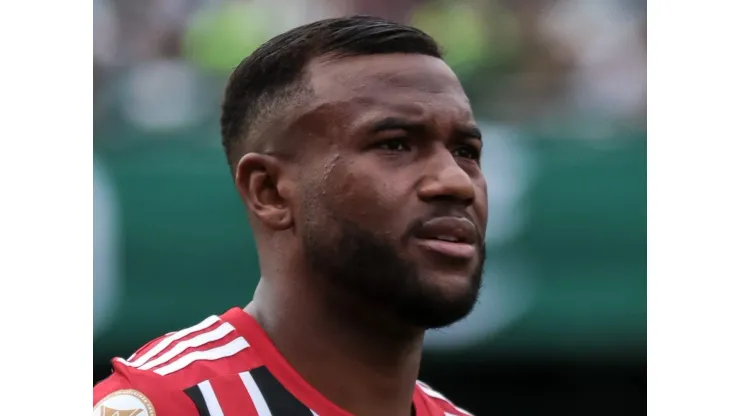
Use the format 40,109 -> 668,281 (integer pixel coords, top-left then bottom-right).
183,384 -> 211,416
251,365 -> 314,416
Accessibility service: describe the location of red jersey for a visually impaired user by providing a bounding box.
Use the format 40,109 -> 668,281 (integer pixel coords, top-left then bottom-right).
94,307 -> 473,416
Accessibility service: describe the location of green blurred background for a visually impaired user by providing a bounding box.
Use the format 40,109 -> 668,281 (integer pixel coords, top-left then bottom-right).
94,0 -> 646,414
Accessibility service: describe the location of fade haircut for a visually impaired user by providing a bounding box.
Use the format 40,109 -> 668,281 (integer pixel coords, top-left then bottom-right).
220,15 -> 443,174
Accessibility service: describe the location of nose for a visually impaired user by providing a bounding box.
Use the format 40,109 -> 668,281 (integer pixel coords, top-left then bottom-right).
416,150 -> 476,206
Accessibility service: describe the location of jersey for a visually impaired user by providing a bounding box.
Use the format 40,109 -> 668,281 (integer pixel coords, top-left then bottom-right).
94,307 -> 473,416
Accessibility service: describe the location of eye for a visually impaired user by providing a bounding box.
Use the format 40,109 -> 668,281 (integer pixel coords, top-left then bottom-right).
376,138 -> 411,152
452,145 -> 480,161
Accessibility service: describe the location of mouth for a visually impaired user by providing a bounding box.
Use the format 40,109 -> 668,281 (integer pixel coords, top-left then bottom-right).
414,238 -> 477,260
413,216 -> 478,260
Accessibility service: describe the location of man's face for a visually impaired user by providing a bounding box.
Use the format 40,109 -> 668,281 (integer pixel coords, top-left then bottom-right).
294,53 -> 488,329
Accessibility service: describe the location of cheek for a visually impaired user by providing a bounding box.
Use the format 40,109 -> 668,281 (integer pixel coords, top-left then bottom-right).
327,163 -> 404,226
475,180 -> 489,231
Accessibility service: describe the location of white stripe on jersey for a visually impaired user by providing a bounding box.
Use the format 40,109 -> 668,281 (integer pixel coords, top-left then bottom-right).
198,380 -> 225,416
138,323 -> 235,370
124,315 -> 221,367
310,411 -> 319,416
153,337 -> 250,376
417,381 -> 473,416
126,331 -> 176,361
240,371 -> 272,416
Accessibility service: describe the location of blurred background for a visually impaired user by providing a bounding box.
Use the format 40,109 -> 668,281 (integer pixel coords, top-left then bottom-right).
93,0 -> 646,414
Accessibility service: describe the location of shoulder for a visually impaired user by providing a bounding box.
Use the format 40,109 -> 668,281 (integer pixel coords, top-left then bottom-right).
94,368 -> 198,415
416,380 -> 474,416
97,312 -> 261,393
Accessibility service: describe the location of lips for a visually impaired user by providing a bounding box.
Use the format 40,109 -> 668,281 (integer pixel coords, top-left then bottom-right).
413,216 -> 479,260
414,216 -> 477,244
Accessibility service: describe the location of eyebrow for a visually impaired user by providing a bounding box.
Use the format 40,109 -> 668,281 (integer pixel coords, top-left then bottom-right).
369,117 -> 482,141
370,117 -> 425,134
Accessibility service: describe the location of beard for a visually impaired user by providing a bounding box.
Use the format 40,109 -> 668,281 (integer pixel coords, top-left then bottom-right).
302,214 -> 485,330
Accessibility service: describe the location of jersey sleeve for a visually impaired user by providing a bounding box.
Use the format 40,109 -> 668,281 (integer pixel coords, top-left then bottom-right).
94,364 -> 200,416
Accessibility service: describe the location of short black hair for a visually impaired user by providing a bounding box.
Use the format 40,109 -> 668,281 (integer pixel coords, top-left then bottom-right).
220,15 -> 443,174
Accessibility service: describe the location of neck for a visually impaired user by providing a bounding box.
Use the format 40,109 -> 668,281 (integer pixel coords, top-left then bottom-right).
247,278 -> 425,416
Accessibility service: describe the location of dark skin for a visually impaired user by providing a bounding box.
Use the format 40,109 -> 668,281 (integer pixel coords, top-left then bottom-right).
235,53 -> 488,416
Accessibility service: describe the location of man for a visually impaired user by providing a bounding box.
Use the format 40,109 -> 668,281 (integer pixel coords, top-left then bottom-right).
94,15 -> 487,416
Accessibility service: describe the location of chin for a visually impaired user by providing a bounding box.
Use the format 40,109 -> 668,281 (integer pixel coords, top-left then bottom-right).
423,265 -> 481,296
395,274 -> 481,329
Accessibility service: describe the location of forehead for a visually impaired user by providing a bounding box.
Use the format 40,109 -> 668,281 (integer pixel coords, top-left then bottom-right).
304,54 -> 473,123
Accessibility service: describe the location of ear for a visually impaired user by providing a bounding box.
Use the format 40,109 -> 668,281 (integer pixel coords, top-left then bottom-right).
235,153 -> 294,231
